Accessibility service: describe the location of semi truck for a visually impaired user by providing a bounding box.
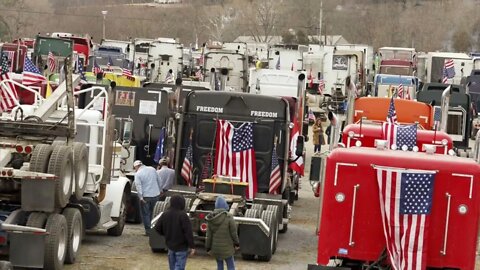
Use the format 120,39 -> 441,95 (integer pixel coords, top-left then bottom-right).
417,52 -> 473,85
149,90 -> 303,261
0,59 -> 130,269
147,40 -> 183,83
373,74 -> 418,99
377,47 -> 416,76
204,50 -> 248,92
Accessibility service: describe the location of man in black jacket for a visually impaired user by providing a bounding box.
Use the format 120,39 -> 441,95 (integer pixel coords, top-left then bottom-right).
155,195 -> 195,270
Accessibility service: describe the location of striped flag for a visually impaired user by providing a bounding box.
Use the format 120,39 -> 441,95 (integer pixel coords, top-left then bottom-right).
181,141 -> 193,187
122,68 -> 132,77
22,57 -> 46,86
433,106 -> 442,130
48,51 -> 56,72
397,84 -> 404,99
0,53 -> 19,112
442,59 -> 455,84
375,166 -> 436,270
195,68 -> 204,81
269,145 -> 281,194
387,96 -> 398,124
318,76 -> 325,95
93,59 -> 102,75
214,120 -> 257,199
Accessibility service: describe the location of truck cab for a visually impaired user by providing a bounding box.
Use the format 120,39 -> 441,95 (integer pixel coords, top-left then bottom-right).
373,74 -> 418,98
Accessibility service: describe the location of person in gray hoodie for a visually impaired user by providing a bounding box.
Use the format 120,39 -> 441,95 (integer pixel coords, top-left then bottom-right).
205,196 -> 240,270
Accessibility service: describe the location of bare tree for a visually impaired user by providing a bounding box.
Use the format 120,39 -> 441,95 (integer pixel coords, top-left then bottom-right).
241,0 -> 279,43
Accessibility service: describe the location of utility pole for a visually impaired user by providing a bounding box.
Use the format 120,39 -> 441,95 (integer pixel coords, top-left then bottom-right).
319,1 -> 323,46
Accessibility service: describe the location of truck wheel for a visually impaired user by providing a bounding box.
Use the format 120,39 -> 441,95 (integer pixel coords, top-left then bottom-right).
258,210 -> 275,262
265,205 -> 279,254
126,193 -> 142,224
153,201 -> 167,218
44,214 -> 68,270
107,192 -> 127,236
73,143 -> 88,200
48,145 -> 74,208
26,212 -> 48,228
30,144 -> 53,173
241,254 -> 255,260
251,203 -> 263,215
245,209 -> 260,218
63,208 -> 83,264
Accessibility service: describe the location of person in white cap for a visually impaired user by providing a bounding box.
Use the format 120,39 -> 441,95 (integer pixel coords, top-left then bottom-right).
157,157 -> 176,200
133,160 -> 162,235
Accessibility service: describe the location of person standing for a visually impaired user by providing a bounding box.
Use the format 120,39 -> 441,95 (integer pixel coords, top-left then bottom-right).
205,196 -> 240,270
312,118 -> 325,153
157,157 -> 176,200
155,195 -> 195,270
133,160 -> 162,235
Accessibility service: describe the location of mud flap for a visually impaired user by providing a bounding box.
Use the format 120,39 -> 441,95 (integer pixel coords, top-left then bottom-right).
235,217 -> 271,258
148,229 -> 167,252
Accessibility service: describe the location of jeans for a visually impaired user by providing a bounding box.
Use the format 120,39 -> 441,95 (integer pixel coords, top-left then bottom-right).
168,249 -> 188,270
141,195 -> 159,233
314,144 -> 321,152
216,256 -> 235,270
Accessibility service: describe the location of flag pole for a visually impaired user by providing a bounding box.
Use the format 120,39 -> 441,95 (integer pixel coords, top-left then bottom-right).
433,122 -> 437,143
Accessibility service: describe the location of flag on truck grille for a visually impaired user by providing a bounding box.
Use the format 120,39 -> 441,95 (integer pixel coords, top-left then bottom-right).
181,141 -> 193,187
269,144 -> 281,194
122,68 -> 132,77
48,51 -> 55,72
433,106 -> 442,129
375,166 -> 436,270
397,84 -> 404,99
22,57 -> 46,86
214,120 -> 257,199
442,59 -> 455,84
382,123 -> 417,151
0,53 -> 18,112
387,96 -> 398,124
153,127 -> 166,164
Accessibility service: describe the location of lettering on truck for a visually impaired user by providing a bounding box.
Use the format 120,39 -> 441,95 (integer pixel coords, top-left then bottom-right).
196,106 -> 224,113
250,111 -> 278,118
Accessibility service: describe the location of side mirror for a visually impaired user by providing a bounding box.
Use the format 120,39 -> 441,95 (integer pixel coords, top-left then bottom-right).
122,120 -> 133,146
295,135 -> 305,157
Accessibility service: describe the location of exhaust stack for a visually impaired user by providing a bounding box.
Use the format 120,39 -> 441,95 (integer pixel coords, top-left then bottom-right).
440,85 -> 452,132
345,76 -> 356,125
220,68 -> 229,91
209,68 -> 216,90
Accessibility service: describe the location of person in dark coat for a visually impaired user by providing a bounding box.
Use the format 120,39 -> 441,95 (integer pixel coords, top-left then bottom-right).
205,196 -> 240,270
155,195 -> 195,270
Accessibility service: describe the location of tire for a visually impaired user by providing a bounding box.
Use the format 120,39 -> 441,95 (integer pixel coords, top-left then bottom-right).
153,201 -> 167,218
244,209 -> 260,218
107,192 -> 127,236
73,143 -> 88,200
48,145 -> 74,208
251,203 -> 263,214
258,210 -> 275,262
26,212 -> 48,228
265,206 -> 279,254
241,254 -> 255,260
29,144 -> 54,173
63,208 -> 83,264
44,214 -> 68,270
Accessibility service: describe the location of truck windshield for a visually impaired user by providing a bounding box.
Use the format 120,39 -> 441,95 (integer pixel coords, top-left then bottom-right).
380,66 -> 412,76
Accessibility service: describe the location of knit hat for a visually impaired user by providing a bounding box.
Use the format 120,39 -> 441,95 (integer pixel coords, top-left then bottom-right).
215,196 -> 229,210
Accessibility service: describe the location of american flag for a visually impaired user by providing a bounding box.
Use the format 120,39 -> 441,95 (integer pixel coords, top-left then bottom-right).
77,57 -> 87,83
387,96 -> 398,124
375,166 -> 436,270
442,59 -> 455,84
195,68 -> 204,81
308,68 -> 313,89
433,106 -> 442,130
0,53 -> 19,112
164,72 -> 173,82
269,145 -> 281,194
318,77 -> 325,95
122,68 -> 132,77
48,51 -> 56,73
93,59 -> 102,75
4,51 -> 14,72
397,84 -> 404,99
383,123 -> 417,151
214,120 -> 257,199
181,142 -> 193,187
22,57 -> 46,85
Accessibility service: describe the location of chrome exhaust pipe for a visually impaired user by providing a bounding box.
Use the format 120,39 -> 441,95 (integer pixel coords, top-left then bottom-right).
474,129 -> 480,162
328,111 -> 340,151
297,73 -> 306,100
210,68 -> 216,90
220,68 -> 229,91
345,76 -> 356,125
440,85 -> 451,132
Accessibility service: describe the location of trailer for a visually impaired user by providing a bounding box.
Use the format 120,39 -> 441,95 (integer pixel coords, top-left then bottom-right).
149,91 -> 302,261
204,50 -> 248,92
418,52 -> 473,84
147,40 -> 183,83
308,143 -> 480,270
0,59 -> 129,269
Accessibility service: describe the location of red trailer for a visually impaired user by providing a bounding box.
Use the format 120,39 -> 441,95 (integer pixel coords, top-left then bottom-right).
311,146 -> 480,269
342,124 -> 453,155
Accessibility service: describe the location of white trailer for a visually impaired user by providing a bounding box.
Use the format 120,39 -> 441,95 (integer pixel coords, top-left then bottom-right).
147,40 -> 183,83
204,50 -> 248,92
420,52 -> 473,84
268,45 -> 307,72
133,38 -> 155,77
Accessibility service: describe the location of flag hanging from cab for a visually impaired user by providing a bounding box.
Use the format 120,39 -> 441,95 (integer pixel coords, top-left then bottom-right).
374,166 -> 436,270
0,53 -> 19,112
181,140 -> 194,187
269,144 -> 281,194
23,57 -> 46,86
214,120 -> 257,199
